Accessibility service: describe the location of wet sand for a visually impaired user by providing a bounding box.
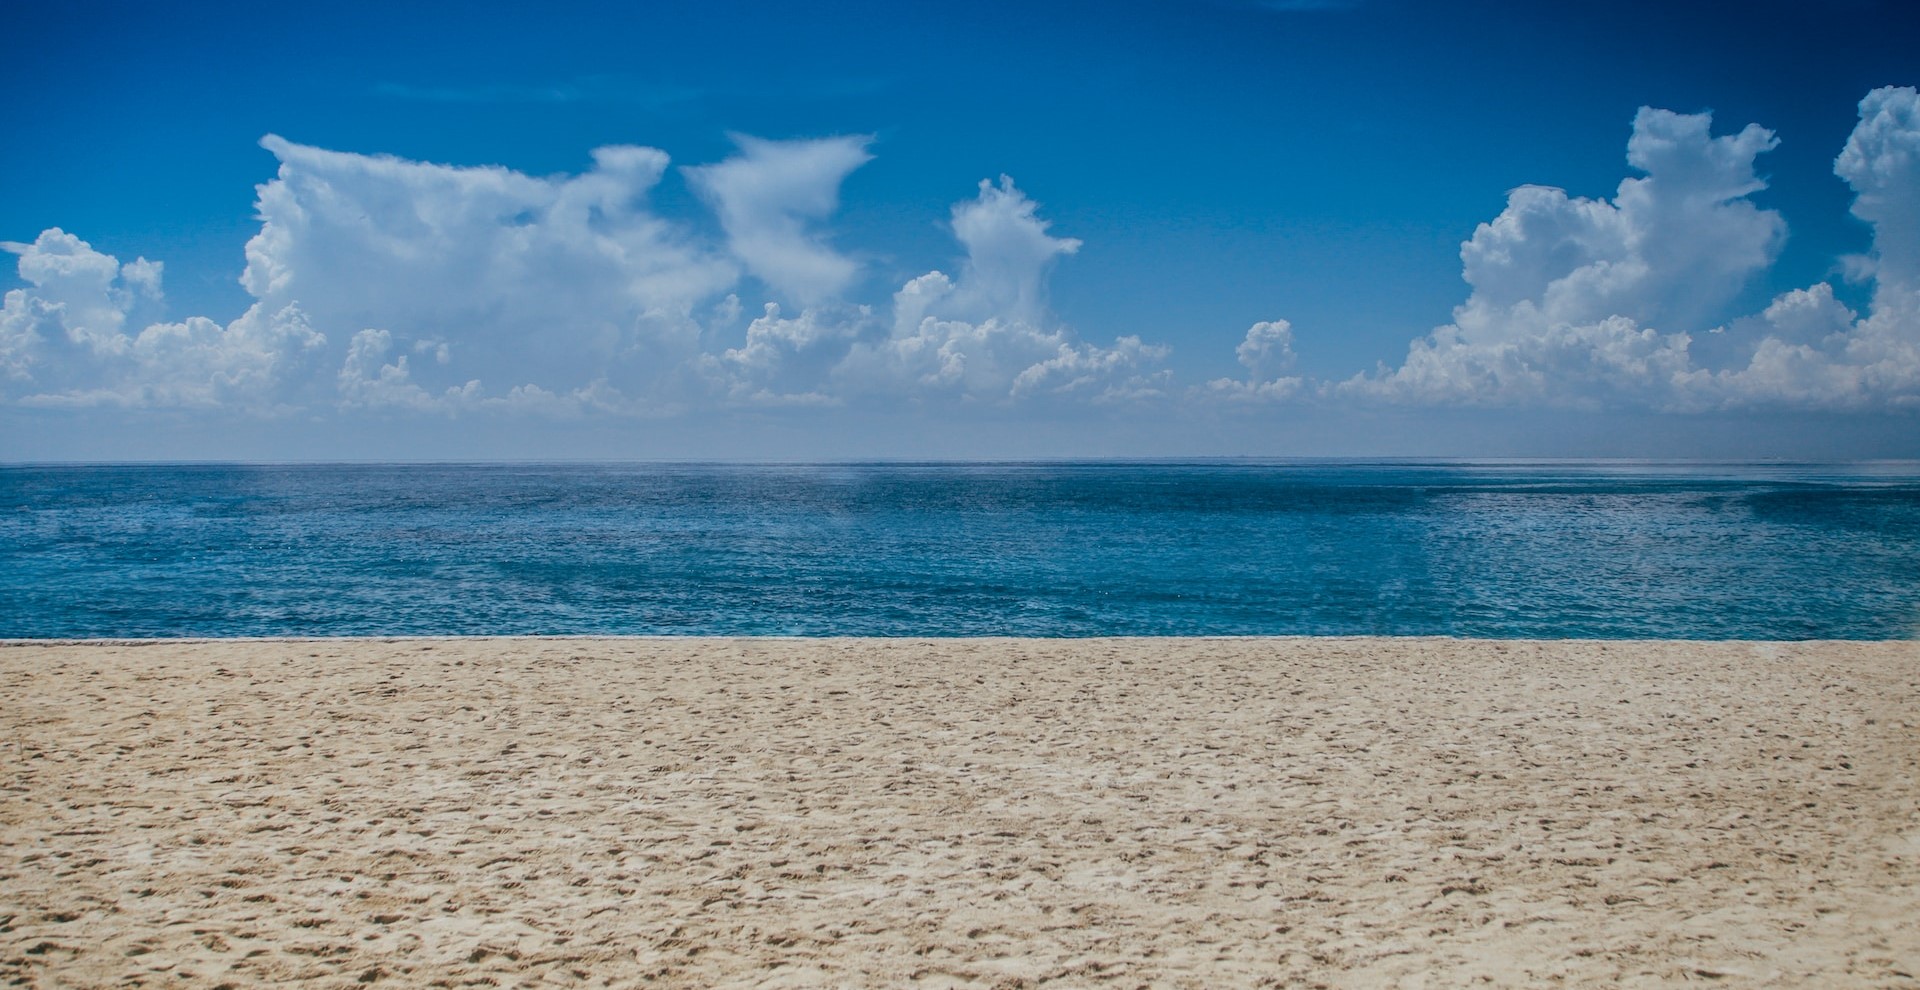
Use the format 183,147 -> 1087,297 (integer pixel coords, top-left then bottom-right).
2,637 -> 1917,988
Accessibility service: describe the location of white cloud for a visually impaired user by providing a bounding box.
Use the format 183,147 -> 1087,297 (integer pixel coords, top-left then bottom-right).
943,176 -> 1082,326
5,139 -> 751,413
694,302 -> 869,405
694,175 -> 1169,404
683,135 -> 873,307
247,135 -> 737,406
1236,319 -> 1296,376
1836,86 -> 1920,296
1344,106 -> 1784,407
1331,89 -> 1920,413
0,291 -> 47,384
12,91 -> 1913,432
1451,107 -> 1785,336
1357,317 -> 1700,409
111,305 -> 326,409
4,142 -> 1171,417
1205,319 -> 1303,401
1752,282 -> 1860,345
1010,334 -> 1171,400
336,327 -> 664,416
1702,86 -> 1920,409
1,229 -> 155,373
838,177 -> 1165,401
0,229 -> 323,408
337,327 -> 479,412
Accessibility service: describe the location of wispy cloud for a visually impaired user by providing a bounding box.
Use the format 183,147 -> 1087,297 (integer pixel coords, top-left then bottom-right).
684,134 -> 875,307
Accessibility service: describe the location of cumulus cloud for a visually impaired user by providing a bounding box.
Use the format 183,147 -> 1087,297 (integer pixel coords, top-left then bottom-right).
247,135 -> 738,404
1205,319 -> 1303,401
837,177 -> 1167,401
1344,106 -> 1785,407
1690,87 -> 1920,409
14,90 -> 1914,430
0,229 -> 323,407
683,135 -> 873,307
1333,88 -> 1920,412
336,327 -> 664,417
337,328 -> 479,411
3,139 -> 1173,417
695,175 -> 1169,404
694,302 -> 870,405
942,176 -> 1083,326
1837,86 -> 1920,296
3,138 -> 756,413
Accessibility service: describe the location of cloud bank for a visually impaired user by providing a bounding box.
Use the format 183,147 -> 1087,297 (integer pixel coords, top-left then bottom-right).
3,136 -> 1158,416
4,87 -> 1918,429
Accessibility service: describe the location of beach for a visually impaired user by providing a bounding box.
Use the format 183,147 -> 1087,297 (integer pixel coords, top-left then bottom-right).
2,637 -> 1916,988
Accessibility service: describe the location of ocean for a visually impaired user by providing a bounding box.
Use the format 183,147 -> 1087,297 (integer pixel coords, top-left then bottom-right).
2,461 -> 1917,640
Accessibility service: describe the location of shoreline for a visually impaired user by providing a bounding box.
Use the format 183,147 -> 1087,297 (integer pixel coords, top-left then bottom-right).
4,637 -> 1916,987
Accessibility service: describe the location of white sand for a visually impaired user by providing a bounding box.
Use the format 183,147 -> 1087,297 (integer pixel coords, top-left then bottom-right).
2,637 -> 1917,988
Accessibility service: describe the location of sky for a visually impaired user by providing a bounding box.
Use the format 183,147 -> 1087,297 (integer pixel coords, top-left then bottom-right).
3,0 -> 1918,460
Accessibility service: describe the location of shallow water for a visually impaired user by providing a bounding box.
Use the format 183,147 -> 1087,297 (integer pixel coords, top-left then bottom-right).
3,461 -> 1918,638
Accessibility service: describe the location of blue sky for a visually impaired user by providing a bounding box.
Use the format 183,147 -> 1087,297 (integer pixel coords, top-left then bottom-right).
4,0 -> 1918,459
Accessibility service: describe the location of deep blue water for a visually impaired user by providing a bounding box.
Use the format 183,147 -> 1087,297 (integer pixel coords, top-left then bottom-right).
2,461 -> 1918,639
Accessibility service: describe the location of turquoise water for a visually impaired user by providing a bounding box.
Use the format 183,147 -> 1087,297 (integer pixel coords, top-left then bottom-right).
2,461 -> 1917,639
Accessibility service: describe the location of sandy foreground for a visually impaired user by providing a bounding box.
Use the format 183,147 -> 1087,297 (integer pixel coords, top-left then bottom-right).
2,638 -> 1917,989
